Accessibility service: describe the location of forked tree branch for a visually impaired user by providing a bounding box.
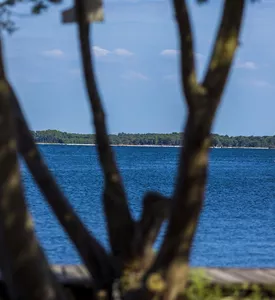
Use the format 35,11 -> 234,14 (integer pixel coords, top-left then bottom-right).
10,87 -> 117,290
74,0 -> 135,263
0,39 -> 67,300
126,1 -> 246,300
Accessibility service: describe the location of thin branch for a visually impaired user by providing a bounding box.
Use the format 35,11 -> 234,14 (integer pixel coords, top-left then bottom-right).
202,0 -> 245,100
173,0 -> 201,109
74,0 -> 135,262
0,41 -> 67,300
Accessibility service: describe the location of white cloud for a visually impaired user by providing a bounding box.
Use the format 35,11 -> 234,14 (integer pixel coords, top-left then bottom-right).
113,48 -> 134,56
92,46 -> 134,58
121,71 -> 149,81
42,49 -> 64,58
160,49 -> 179,56
236,60 -> 257,70
195,53 -> 205,61
160,49 -> 205,61
92,46 -> 110,57
251,80 -> 273,88
69,68 -> 81,76
163,74 -> 177,81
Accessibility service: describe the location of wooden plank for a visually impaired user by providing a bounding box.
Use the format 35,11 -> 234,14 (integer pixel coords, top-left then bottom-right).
76,265 -> 91,280
61,265 -> 67,283
206,268 -> 275,285
251,269 -> 275,284
264,269 -> 275,280
205,268 -> 245,284
225,269 -> 261,283
3,265 -> 275,286
51,265 -> 63,281
63,265 -> 87,283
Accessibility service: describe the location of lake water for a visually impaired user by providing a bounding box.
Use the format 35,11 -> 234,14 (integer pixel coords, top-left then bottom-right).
21,145 -> 275,267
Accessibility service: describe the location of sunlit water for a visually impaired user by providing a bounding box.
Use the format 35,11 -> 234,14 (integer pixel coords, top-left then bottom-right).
21,146 -> 275,267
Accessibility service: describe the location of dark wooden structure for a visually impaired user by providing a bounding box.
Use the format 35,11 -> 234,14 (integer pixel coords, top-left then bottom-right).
1,265 -> 275,300
1,265 -> 272,285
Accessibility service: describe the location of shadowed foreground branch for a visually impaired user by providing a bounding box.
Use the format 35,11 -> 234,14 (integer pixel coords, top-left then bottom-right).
0,0 -> 248,299
0,30 -> 116,290
74,0 -> 172,276
123,1 -> 246,300
11,87 -> 117,290
0,39 -> 67,300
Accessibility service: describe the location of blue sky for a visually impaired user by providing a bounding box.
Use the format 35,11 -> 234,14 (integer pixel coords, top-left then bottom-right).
4,0 -> 275,135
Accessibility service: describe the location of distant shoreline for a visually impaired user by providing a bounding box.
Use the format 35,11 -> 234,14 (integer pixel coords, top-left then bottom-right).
32,130 -> 275,148
36,143 -> 271,149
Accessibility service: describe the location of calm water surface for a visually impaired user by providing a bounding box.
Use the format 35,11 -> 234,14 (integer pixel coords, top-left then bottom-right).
21,146 -> 275,267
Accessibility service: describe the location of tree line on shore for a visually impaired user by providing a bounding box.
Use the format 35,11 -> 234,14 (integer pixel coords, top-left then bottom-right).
33,130 -> 275,148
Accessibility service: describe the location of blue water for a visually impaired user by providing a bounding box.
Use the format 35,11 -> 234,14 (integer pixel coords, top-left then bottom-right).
21,146 -> 275,267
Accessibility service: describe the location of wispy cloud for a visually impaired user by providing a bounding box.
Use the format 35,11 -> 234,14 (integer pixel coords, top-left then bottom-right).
121,71 -> 149,81
195,53 -> 205,61
69,68 -> 81,76
160,49 -> 179,56
235,60 -> 257,70
163,74 -> 177,81
160,49 -> 205,61
113,48 -> 134,56
92,46 -> 134,58
93,46 -> 111,57
42,49 -> 64,58
251,79 -> 273,88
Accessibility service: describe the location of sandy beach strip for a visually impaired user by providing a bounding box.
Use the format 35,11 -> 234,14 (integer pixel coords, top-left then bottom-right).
36,143 -> 271,149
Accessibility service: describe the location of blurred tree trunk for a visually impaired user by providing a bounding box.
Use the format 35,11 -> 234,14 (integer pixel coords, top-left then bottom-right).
0,38 -> 67,300
0,0 -> 247,300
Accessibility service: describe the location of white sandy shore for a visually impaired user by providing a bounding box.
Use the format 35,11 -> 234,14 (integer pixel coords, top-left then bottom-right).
36,143 -> 270,149
37,143 -> 180,147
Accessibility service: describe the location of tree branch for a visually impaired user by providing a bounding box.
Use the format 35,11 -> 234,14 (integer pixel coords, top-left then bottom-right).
74,0 -> 135,262
143,110 -> 213,299
202,0 -> 245,100
0,42 -> 67,300
173,0 -> 201,109
10,87 -> 117,289
128,1 -> 246,300
0,29 -> 116,290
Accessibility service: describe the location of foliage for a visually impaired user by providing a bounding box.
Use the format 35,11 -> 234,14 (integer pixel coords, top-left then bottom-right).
183,271 -> 274,300
212,134 -> 275,148
0,0 -> 61,33
32,130 -> 275,148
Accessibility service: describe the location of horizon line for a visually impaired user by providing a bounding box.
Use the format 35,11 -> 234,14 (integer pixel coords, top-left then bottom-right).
32,129 -> 275,138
